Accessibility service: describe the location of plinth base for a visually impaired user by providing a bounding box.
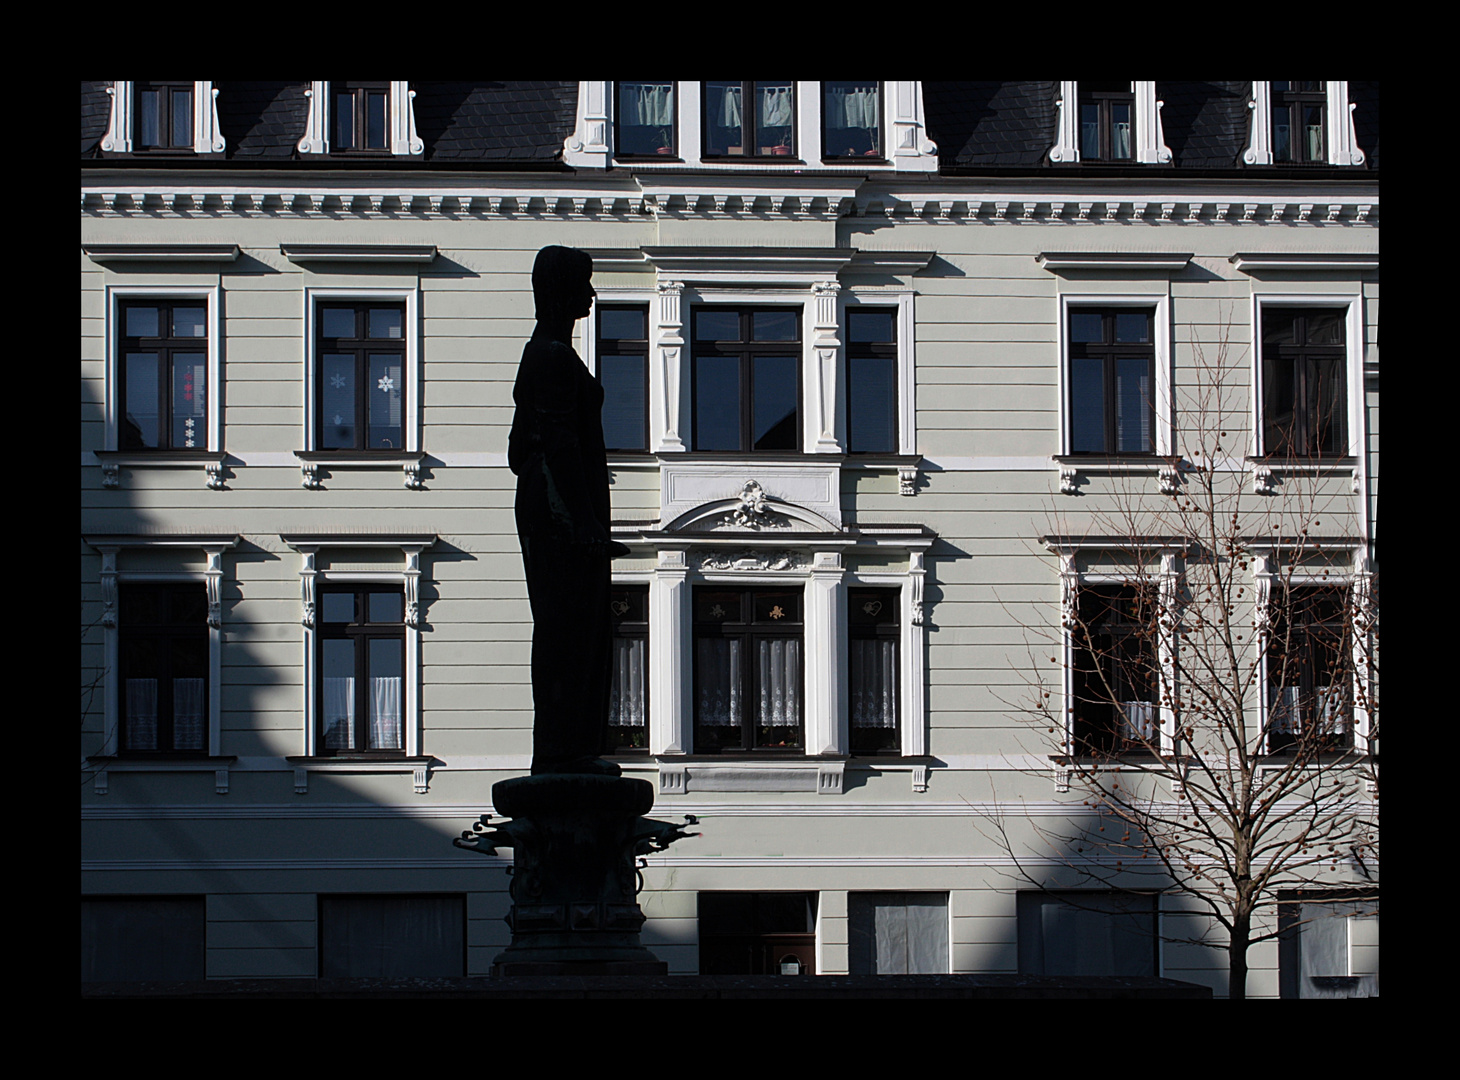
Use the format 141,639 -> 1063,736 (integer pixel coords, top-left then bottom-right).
493,960 -> 669,977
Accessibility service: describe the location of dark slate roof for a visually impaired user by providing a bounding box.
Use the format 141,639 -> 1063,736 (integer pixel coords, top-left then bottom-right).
215,81 -> 310,158
1156,81 -> 1249,169
81,81 -> 110,156
415,81 -> 576,161
924,81 -> 1056,168
1351,81 -> 1378,169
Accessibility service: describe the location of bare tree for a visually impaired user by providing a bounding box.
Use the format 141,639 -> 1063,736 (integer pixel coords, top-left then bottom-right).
994,315 -> 1377,999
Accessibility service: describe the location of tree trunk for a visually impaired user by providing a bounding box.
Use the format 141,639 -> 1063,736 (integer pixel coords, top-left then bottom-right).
1228,911 -> 1250,1001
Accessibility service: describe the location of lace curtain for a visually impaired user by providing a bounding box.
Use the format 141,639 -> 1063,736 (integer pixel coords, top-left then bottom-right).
125,678 -> 158,749
697,639 -> 742,726
610,637 -> 646,727
371,676 -> 401,750
851,639 -> 896,729
620,83 -> 674,126
825,85 -> 879,129
323,676 -> 355,749
1118,701 -> 1156,743
758,639 -> 800,726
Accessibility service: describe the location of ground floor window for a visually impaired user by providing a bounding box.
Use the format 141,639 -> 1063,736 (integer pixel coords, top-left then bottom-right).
698,892 -> 816,975
848,892 -> 948,974
1278,894 -> 1378,998
318,895 -> 465,978
1017,891 -> 1157,977
694,586 -> 804,751
81,897 -> 206,982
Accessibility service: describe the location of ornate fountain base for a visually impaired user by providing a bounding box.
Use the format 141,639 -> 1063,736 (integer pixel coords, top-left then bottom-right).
455,773 -> 697,976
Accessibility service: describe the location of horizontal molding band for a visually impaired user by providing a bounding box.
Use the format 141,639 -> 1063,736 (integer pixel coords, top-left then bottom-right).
81,854 -> 1158,872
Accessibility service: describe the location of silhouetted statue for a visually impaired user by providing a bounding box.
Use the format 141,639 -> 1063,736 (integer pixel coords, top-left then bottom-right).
508,246 -> 629,776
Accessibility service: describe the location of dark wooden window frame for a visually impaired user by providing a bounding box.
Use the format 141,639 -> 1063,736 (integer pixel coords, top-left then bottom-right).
614,81 -> 678,159
1272,81 -> 1327,165
317,894 -> 467,978
1071,584 -> 1159,757
117,298 -> 210,452
118,582 -> 209,756
1078,81 -> 1135,162
1068,308 -> 1156,456
1266,586 -> 1354,753
698,892 -> 817,975
691,306 -> 802,453
693,585 -> 805,753
609,583 -> 650,752
702,81 -> 797,160
820,80 -> 884,162
849,586 -> 900,755
845,306 -> 899,454
1260,307 -> 1348,458
315,301 -> 407,452
596,304 -> 652,453
332,81 -> 390,153
134,81 -> 194,151
316,586 -> 407,756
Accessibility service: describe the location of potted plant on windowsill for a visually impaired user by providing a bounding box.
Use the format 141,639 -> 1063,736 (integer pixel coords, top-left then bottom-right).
655,127 -> 674,155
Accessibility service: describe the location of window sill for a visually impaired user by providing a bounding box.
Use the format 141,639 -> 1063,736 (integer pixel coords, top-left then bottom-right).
286,755 -> 438,794
1052,455 -> 1181,495
86,755 -> 237,796
1247,456 -> 1358,494
656,756 -> 847,795
844,454 -> 923,495
95,450 -> 228,490
294,450 -> 428,490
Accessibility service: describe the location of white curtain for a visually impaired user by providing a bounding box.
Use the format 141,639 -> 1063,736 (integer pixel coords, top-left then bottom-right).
370,676 -> 402,750
1111,117 -> 1132,159
610,638 -> 646,727
173,677 -> 205,751
324,676 -> 355,749
697,639 -> 742,726
125,678 -> 158,750
1119,700 -> 1156,743
758,639 -> 800,726
1270,685 -> 1301,734
1315,685 -> 1349,736
851,639 -> 896,729
825,85 -> 878,129
621,83 -> 673,126
717,84 -> 793,128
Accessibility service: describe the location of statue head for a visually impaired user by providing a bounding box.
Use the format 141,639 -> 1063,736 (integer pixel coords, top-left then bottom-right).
532,245 -> 595,324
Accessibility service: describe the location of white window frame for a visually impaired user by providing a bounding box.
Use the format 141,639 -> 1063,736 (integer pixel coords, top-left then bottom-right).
284,536 -> 433,760
296,81 -> 423,156
101,81 -> 226,154
303,287 -> 421,455
565,81 -> 938,172
1250,292 -> 1364,460
841,289 -> 918,458
1057,292 -> 1173,457
1050,81 -> 1171,164
104,285 -> 224,453
846,563 -> 929,758
1243,82 -> 1366,167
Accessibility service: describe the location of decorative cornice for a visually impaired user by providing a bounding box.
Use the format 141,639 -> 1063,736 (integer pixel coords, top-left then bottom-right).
83,243 -> 240,264
1229,252 -> 1379,272
641,246 -> 855,284
280,533 -> 438,550
280,244 -> 437,264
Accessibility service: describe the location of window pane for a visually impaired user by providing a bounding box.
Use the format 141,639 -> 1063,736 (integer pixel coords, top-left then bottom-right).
753,355 -> 798,451
1070,355 -> 1106,453
824,81 -> 879,157
82,898 -> 205,982
172,306 -> 206,338
321,354 -> 356,449
171,636 -> 206,752
850,638 -> 897,730
1070,312 -> 1103,344
368,307 -> 402,339
757,82 -> 794,152
1273,106 -> 1291,161
1110,103 -> 1132,159
695,309 -> 740,341
609,636 -> 647,736
368,591 -> 403,623
1263,358 -> 1297,454
320,896 -> 464,978
752,310 -> 797,341
335,91 -> 354,149
368,355 -> 403,448
1264,310 -> 1298,345
695,355 -> 741,451
600,307 -> 646,340
601,355 -> 647,451
1080,103 -> 1099,159
139,90 -> 161,147
126,306 -> 160,338
322,639 -> 357,750
611,587 -> 648,624
753,589 -> 800,623
367,91 -> 387,149
322,592 -> 354,623
124,352 -> 161,449
1114,312 -> 1150,343
171,354 -> 206,448
618,81 -> 675,155
848,355 -> 896,453
756,638 -> 801,744
1310,358 -> 1347,454
696,590 -> 741,623
706,81 -> 744,155
1303,105 -> 1323,161
322,307 -> 356,338
368,637 -> 403,750
171,88 -> 193,147
1115,356 -> 1152,454
1305,311 -> 1344,346
697,638 -> 743,727
847,309 -> 894,344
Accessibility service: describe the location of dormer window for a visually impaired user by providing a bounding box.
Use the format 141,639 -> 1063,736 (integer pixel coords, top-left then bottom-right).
822,82 -> 882,160
1272,81 -> 1325,163
616,81 -> 676,158
1049,82 -> 1170,165
136,82 -> 193,150
704,81 -> 796,158
334,82 -> 389,152
99,82 -> 225,155
1079,81 -> 1134,161
296,81 -> 423,156
1243,82 -> 1366,167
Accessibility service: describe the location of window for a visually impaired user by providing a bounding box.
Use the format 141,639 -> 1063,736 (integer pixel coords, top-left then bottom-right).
317,587 -> 406,754
117,299 -> 209,451
597,304 -> 650,452
692,307 -> 800,452
1079,81 -> 1134,161
1267,587 -> 1353,753
333,81 -> 389,151
1272,81 -> 1326,164
616,81 -> 676,157
81,898 -> 206,982
694,586 -> 803,751
848,893 -> 948,974
1017,891 -> 1158,976
1278,895 -> 1378,998
823,81 -> 881,159
119,583 -> 209,754
846,308 -> 898,454
316,301 -> 406,451
1071,584 -> 1158,755
609,584 -> 649,751
1068,308 -> 1155,455
318,895 -> 465,977
850,587 -> 899,754
1261,308 -> 1347,458
698,892 -> 816,975
134,82 -> 193,150
703,82 -> 795,158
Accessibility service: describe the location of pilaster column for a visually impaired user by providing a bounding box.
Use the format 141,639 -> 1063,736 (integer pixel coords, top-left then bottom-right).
806,551 -> 846,755
809,281 -> 842,454
654,281 -> 686,454
904,551 -> 929,757
651,549 -> 691,754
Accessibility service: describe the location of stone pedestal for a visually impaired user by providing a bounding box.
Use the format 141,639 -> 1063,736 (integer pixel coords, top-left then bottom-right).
456,774 -> 696,976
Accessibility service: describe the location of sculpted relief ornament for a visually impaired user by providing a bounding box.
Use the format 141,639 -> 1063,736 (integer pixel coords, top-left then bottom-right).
700,550 -> 807,572
721,479 -> 790,530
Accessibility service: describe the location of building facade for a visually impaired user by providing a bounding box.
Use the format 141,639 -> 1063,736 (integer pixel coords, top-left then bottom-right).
81,80 -> 1378,995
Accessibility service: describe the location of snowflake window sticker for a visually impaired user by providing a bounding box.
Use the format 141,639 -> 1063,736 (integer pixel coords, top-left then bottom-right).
377,374 -> 395,394
184,417 -> 196,448
330,372 -> 348,389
